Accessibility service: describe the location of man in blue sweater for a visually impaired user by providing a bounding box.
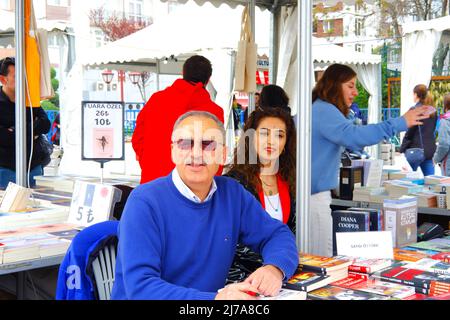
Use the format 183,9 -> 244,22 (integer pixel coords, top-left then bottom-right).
111,111 -> 298,300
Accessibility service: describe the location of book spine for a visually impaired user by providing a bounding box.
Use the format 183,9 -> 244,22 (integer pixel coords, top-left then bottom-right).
348,265 -> 370,273
374,274 -> 427,289
298,265 -> 326,274
348,271 -> 370,280
384,210 -> 397,246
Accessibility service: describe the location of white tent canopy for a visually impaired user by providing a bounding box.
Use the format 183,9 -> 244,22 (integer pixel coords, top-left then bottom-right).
400,15 -> 450,115
276,6 -> 381,139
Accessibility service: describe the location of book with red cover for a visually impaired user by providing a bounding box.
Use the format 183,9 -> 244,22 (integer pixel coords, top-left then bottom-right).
372,265 -> 450,290
299,253 -> 353,274
308,285 -> 392,300
431,252 -> 450,263
348,258 -> 393,273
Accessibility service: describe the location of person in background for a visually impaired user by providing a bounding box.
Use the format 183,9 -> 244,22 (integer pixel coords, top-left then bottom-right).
311,63 -> 430,257
0,57 -> 51,188
112,111 -> 298,300
225,107 -> 296,282
258,84 -> 291,114
254,92 -> 260,109
349,102 -> 367,125
50,112 -> 60,145
232,94 -> 248,133
132,55 -> 224,184
400,84 -> 437,176
433,94 -> 450,176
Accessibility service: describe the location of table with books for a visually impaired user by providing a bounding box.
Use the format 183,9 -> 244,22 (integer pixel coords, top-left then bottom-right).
286,246 -> 450,300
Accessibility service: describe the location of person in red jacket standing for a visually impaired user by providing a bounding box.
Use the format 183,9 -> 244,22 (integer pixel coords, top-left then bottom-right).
132,55 -> 224,184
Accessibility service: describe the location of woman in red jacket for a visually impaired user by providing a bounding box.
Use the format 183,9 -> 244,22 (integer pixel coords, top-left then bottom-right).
225,107 -> 296,282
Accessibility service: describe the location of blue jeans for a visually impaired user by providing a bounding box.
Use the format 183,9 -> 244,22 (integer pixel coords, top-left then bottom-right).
0,165 -> 43,189
419,159 -> 435,176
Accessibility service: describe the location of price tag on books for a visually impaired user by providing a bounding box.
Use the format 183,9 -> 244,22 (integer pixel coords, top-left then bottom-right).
336,231 -> 393,259
68,181 -> 122,227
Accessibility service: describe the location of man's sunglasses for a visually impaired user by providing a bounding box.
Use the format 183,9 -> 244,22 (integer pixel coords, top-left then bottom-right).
174,139 -> 220,151
0,57 -> 15,76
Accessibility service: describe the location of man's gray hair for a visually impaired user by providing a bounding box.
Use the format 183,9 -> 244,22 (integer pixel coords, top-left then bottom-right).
172,111 -> 225,140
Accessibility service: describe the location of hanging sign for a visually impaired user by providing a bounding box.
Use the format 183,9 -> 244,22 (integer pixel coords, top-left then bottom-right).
81,101 -> 124,161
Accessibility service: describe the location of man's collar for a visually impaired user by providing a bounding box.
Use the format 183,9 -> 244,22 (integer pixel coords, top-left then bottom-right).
171,168 -> 217,203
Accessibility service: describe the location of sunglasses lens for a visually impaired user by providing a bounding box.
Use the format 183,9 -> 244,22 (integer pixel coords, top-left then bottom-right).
176,139 -> 193,150
202,140 -> 217,151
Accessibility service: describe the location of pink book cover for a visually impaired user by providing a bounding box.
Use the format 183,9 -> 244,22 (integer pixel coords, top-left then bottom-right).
93,128 -> 114,158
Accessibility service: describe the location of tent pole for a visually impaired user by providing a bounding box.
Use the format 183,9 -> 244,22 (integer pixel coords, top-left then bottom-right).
269,5 -> 279,84
156,59 -> 160,91
247,0 -> 256,113
15,0 -> 27,187
297,0 -> 312,253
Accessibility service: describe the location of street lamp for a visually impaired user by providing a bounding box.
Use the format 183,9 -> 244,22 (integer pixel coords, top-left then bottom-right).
128,72 -> 141,85
101,70 -> 114,84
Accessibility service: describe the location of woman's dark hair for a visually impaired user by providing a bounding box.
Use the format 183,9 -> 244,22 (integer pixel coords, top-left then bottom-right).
312,63 -> 356,117
226,108 -> 296,198
413,84 -> 428,104
444,94 -> 450,112
259,84 -> 290,112
183,55 -> 212,85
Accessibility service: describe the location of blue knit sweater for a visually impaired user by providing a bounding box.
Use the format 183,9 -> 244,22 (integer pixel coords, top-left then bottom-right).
311,99 -> 407,194
111,173 -> 298,300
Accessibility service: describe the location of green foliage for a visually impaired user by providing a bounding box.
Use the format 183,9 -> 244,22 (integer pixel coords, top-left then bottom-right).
354,81 -> 369,109
41,100 -> 59,111
41,67 -> 59,109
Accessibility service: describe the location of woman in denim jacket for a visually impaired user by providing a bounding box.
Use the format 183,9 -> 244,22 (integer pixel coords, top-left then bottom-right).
433,94 -> 450,176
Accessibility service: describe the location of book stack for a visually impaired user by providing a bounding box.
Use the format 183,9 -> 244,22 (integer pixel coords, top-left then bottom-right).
348,258 -> 393,275
371,262 -> 450,296
308,285 -> 391,300
380,143 -> 395,166
284,270 -> 334,292
34,176 -> 97,193
298,253 -> 353,283
383,197 -> 418,248
43,146 -> 63,176
384,181 -> 423,198
388,171 -> 408,180
424,175 -> 450,185
352,186 -> 385,202
394,248 -> 431,262
411,191 -> 438,208
406,258 -> 450,275
0,205 -> 69,231
258,288 -> 307,300
351,159 -> 384,187
0,182 -> 32,212
370,191 -> 393,204
0,223 -> 79,264
406,238 -> 450,253
331,275 -> 416,299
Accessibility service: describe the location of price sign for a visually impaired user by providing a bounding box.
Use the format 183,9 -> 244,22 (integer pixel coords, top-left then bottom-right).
68,181 -> 122,227
81,101 -> 124,161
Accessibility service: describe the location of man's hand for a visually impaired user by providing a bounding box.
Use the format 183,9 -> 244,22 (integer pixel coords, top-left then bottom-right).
244,265 -> 283,297
403,106 -> 431,128
215,282 -> 260,300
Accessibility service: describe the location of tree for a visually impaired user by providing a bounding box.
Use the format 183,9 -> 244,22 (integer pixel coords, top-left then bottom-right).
377,0 -> 449,76
89,7 -> 150,42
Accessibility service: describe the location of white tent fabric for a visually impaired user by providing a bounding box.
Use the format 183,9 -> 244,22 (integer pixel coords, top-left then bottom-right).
276,7 -> 381,117
400,15 -> 450,115
83,7 -> 270,71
